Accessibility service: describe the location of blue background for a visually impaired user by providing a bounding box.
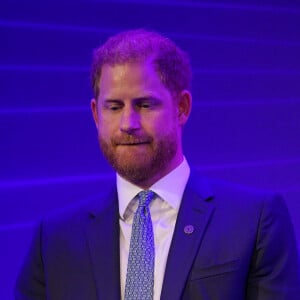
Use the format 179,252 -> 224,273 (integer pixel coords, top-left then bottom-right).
1,1 -> 299,299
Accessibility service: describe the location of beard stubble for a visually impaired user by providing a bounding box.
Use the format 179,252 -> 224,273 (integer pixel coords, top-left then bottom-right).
98,130 -> 178,185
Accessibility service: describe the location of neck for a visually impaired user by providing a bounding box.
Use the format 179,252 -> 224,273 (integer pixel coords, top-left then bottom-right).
130,155 -> 184,189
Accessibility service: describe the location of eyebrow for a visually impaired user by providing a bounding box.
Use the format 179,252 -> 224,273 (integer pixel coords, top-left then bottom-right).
134,96 -> 161,103
103,96 -> 162,104
103,99 -> 123,103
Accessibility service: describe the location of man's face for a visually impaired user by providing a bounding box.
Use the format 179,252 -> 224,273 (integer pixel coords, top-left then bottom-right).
91,60 -> 191,188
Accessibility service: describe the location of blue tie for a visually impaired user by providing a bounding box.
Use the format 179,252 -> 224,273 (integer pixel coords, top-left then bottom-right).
124,190 -> 155,300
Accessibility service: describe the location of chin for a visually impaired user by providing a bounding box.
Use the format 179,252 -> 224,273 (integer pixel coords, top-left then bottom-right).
100,134 -> 178,183
115,161 -> 154,184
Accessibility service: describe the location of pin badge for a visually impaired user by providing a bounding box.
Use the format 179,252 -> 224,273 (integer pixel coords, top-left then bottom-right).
184,225 -> 194,234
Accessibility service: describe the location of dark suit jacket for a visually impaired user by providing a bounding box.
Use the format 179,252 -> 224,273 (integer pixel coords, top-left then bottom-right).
15,172 -> 300,299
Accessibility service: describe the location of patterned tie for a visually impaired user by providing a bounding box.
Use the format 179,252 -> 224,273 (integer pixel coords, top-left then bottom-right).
124,190 -> 155,300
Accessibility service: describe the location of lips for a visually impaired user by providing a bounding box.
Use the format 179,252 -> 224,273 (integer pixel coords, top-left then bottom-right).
117,141 -> 149,146
113,135 -> 152,146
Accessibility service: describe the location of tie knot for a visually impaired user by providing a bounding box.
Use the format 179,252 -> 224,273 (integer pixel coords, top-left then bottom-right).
137,190 -> 155,207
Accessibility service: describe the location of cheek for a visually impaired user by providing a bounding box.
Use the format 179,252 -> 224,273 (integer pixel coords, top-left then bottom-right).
98,120 -> 113,140
98,114 -> 118,133
143,116 -> 176,139
156,110 -> 178,129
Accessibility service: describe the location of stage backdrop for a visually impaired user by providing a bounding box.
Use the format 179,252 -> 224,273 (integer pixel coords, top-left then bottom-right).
1,1 -> 299,299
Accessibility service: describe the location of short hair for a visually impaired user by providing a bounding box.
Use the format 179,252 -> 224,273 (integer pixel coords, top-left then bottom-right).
91,29 -> 192,99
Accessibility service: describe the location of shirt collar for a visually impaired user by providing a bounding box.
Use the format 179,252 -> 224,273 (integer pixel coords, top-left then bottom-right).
117,157 -> 190,219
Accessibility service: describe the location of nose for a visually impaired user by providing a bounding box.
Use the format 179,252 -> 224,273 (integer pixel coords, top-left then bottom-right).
120,106 -> 140,133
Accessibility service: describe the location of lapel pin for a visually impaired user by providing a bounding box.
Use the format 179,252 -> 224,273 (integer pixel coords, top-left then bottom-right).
184,225 -> 194,235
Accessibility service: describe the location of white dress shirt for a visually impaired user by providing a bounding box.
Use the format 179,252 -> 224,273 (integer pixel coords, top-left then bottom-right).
117,158 -> 190,300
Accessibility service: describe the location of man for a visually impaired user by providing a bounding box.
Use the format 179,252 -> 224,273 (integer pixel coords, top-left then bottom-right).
16,29 -> 300,299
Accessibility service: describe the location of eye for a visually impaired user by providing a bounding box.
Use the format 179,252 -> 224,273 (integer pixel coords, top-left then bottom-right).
139,102 -> 151,109
104,101 -> 123,111
109,104 -> 122,111
135,97 -> 161,110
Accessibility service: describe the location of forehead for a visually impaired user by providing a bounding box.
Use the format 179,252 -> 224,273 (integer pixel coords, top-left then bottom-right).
100,60 -> 157,82
98,60 -> 170,100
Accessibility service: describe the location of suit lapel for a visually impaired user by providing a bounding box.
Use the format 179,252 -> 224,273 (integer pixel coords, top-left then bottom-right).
160,174 -> 215,300
85,186 -> 121,300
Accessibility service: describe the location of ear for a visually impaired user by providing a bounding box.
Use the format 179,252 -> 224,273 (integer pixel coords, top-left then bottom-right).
91,98 -> 99,129
177,90 -> 192,125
